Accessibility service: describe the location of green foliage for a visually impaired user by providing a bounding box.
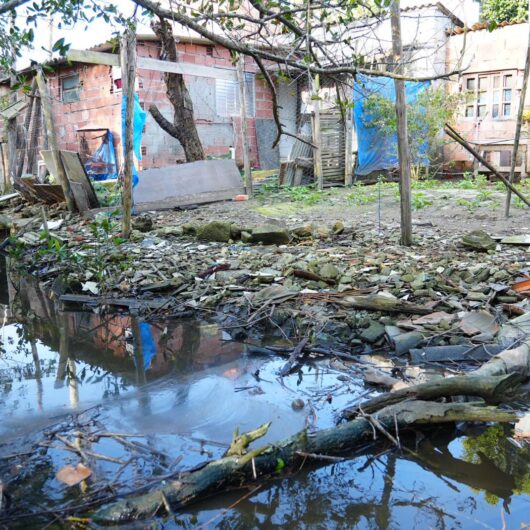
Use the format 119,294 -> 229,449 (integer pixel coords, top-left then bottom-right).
281,185 -> 330,205
92,181 -> 121,207
362,86 -> 463,165
481,0 -> 528,25
462,425 -> 530,504
346,183 -> 377,205
457,172 -> 488,190
411,192 -> 433,209
456,198 -> 480,212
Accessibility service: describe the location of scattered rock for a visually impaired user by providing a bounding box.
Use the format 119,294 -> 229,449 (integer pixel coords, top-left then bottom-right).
332,220 -> 345,235
196,221 -> 232,242
132,214 -> 153,233
291,398 -> 305,410
360,321 -> 386,343
250,220 -> 290,245
462,230 -> 495,251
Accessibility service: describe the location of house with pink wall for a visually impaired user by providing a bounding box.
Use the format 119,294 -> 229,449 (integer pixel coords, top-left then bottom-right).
445,21 -> 530,173
0,35 -> 297,182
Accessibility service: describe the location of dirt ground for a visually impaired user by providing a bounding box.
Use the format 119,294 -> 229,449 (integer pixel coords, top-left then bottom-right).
172,182 -> 530,237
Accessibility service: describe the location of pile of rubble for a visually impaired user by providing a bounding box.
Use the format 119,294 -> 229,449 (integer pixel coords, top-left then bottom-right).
7,204 -> 530,362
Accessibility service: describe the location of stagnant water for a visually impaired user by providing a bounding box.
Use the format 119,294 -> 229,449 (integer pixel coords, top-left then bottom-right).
0,268 -> 528,528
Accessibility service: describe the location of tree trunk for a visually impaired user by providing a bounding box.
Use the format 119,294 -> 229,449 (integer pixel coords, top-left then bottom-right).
120,28 -> 137,238
149,18 -> 205,163
92,400 -> 518,524
390,0 -> 413,246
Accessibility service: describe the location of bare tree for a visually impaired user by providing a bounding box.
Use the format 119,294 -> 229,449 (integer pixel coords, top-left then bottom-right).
148,18 -> 205,162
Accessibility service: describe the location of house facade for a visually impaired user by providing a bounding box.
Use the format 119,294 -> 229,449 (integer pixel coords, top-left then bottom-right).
0,35 -> 294,182
445,21 -> 530,173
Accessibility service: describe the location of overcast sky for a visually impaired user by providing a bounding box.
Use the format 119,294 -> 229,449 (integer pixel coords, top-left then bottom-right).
17,0 -> 153,68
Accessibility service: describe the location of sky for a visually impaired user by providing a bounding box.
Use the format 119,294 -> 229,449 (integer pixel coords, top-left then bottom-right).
16,0 -> 153,68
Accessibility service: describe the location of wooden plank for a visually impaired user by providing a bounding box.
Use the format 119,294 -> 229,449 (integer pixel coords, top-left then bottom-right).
41,150 -> 99,211
36,71 -> 76,212
67,49 -> 238,81
0,98 -> 28,120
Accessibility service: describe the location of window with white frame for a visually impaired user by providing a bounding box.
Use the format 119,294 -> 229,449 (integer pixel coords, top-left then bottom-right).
464,72 -> 515,119
215,73 -> 255,117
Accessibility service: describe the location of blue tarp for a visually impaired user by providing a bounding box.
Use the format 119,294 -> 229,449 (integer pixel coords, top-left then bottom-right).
121,93 -> 147,187
85,130 -> 118,181
353,74 -> 430,176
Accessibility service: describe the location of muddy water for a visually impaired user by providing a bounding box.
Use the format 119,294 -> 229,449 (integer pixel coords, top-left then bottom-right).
0,270 -> 528,528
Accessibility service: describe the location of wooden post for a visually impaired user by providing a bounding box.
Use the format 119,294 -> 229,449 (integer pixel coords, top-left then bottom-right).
35,71 -> 77,212
505,0 -> 530,217
236,55 -> 252,197
16,78 -> 37,179
312,75 -> 323,190
344,86 -> 354,186
390,0 -> 413,246
0,142 -> 7,193
120,28 -> 137,238
7,17 -> 17,187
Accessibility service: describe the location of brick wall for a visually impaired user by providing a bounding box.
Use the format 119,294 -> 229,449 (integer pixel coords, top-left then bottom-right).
0,39 -> 276,176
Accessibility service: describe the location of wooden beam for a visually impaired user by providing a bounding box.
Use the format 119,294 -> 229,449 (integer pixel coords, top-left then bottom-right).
445,123 -> 530,208
311,75 -> 323,191
390,0 -> 413,246
120,29 -> 137,238
35,71 -> 77,212
236,56 -> 252,197
67,49 -> 238,81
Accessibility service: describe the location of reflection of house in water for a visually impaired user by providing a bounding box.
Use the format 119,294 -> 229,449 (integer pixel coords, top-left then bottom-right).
9,274 -> 244,385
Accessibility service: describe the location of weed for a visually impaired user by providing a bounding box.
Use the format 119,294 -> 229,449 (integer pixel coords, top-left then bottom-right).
457,172 -> 488,190
456,198 -> 479,212
477,189 -> 493,201
411,192 -> 433,209
346,183 -> 376,205
281,185 -> 330,205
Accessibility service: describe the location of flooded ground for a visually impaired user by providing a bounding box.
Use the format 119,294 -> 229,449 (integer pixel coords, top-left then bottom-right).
0,266 -> 528,528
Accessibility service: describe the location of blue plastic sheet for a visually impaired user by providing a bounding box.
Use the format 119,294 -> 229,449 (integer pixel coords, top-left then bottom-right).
353,74 -> 430,176
84,130 -> 118,181
121,93 -> 147,187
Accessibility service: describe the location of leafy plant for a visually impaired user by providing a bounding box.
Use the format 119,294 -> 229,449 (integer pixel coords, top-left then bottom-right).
346,183 -> 377,205
362,86 -> 464,167
281,185 -> 330,205
456,198 -> 480,212
481,0 -> 528,25
411,192 -> 433,209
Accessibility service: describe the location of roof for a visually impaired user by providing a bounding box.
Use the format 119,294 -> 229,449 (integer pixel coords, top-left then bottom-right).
401,2 -> 464,27
448,18 -> 526,35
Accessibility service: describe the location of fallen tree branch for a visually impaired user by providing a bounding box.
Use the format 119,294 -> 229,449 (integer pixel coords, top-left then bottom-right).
341,372 -> 523,420
92,401 -> 519,524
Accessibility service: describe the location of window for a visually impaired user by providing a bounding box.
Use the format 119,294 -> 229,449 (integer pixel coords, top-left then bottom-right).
61,74 -> 81,103
463,72 -> 516,119
215,74 -> 255,117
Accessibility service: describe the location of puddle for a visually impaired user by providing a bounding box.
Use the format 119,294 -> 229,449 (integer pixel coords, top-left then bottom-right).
0,267 -> 528,528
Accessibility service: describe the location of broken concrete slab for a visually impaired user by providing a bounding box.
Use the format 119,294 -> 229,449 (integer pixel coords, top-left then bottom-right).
461,230 -> 495,251
393,331 -> 424,355
410,344 -> 505,364
249,220 -> 290,245
460,310 -> 500,337
501,234 -> 530,245
134,160 -> 244,210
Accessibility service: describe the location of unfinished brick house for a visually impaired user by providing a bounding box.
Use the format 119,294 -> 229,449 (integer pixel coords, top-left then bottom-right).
0,34 -> 295,183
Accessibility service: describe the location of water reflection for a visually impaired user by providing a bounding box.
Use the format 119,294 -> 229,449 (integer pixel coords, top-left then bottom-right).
0,272 -> 528,529
0,276 -> 246,435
